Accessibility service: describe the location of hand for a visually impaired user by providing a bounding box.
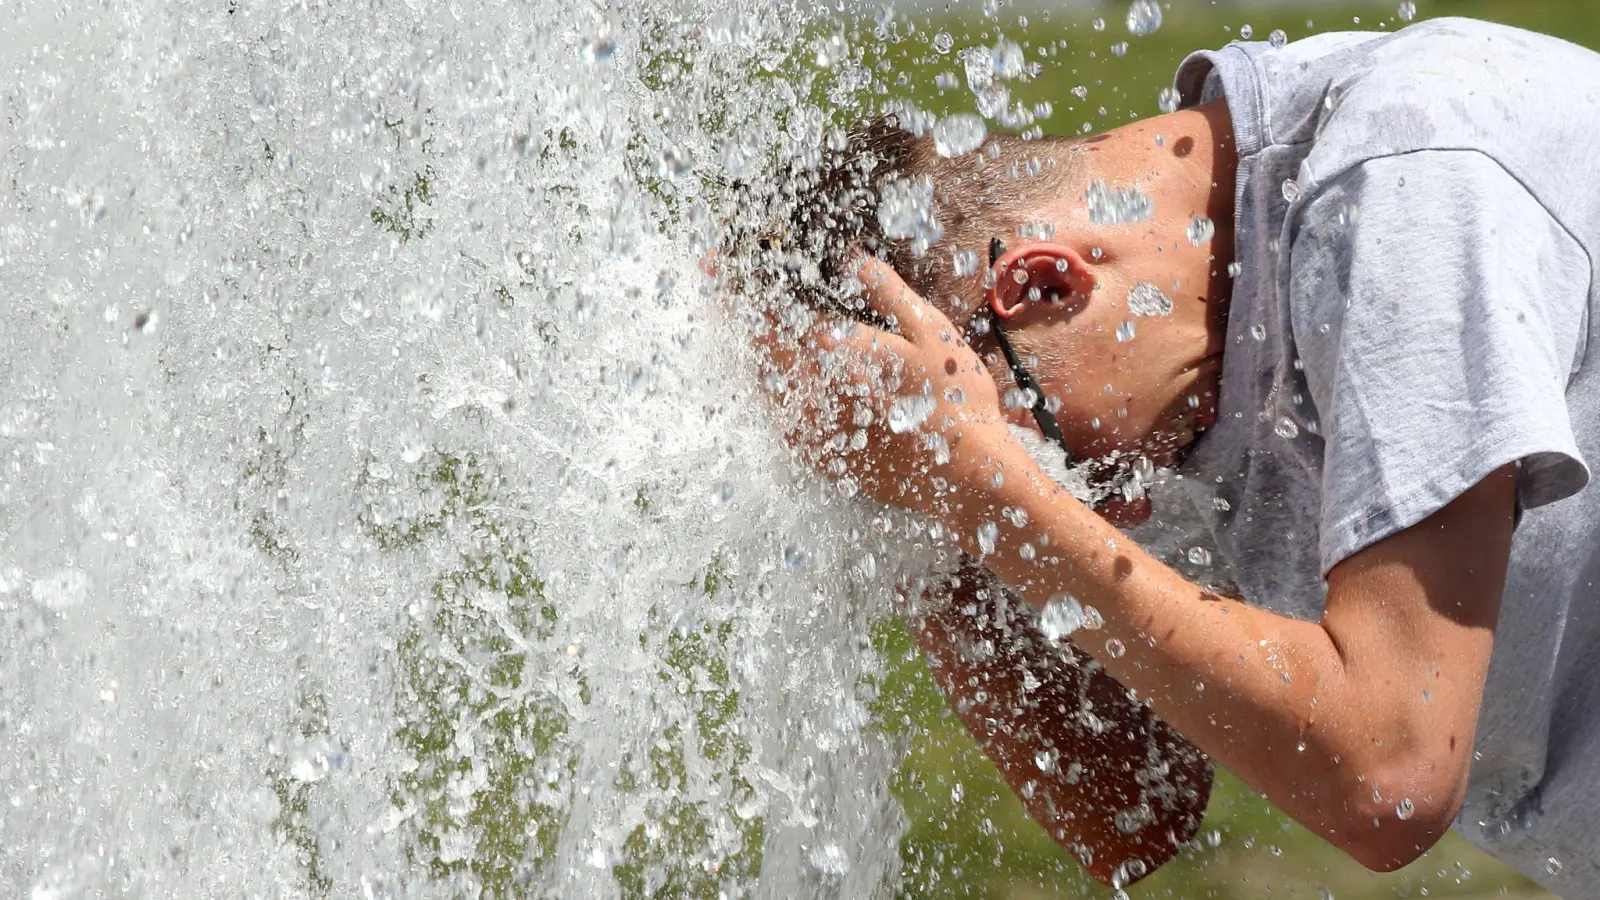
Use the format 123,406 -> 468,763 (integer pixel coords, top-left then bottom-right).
752,257 -> 1017,516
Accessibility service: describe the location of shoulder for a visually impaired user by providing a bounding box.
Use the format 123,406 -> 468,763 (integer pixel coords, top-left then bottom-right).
1303,20 -> 1600,189
1288,150 -> 1587,343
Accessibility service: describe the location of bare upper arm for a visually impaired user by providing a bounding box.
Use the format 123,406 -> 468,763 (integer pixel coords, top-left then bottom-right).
1319,463 -> 1518,854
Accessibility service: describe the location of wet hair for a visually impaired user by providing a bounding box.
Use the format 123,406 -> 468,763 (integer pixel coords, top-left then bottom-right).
719,115 -> 1082,332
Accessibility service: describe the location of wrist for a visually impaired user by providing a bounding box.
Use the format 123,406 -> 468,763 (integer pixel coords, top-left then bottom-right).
928,427 -> 1042,532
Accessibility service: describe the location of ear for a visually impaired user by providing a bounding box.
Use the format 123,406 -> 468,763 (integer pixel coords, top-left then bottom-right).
988,243 -> 1098,320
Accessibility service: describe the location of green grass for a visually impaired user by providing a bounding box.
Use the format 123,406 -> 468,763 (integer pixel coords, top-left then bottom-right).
859,1 -> 1600,140
858,1 -> 1600,896
879,614 -> 1544,899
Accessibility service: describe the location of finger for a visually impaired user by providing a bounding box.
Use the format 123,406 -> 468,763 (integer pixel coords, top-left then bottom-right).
811,315 -> 917,363
856,258 -> 953,346
756,318 -> 896,421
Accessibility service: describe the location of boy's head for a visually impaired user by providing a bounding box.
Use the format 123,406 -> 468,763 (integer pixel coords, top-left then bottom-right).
726,102 -> 1236,475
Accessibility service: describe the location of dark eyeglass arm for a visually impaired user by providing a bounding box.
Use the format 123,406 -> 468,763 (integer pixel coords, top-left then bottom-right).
988,238 -> 1075,467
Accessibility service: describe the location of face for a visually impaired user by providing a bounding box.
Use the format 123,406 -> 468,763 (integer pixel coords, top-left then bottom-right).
975,240 -> 1222,469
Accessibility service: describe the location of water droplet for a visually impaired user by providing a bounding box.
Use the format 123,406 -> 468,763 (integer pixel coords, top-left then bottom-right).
30,568 -> 89,611
1125,0 -> 1162,36
1250,323 -> 1268,342
1269,28 -> 1287,48
1157,86 -> 1181,114
961,45 -> 1012,120
808,843 -> 851,875
1071,84 -> 1089,100
1113,805 -> 1146,833
1034,748 -> 1059,773
888,394 -> 937,433
1547,857 -> 1563,876
1187,215 -> 1215,246
933,113 -> 987,158
932,30 -> 954,54
1040,593 -> 1089,640
1105,637 -> 1126,659
1110,42 -> 1129,57
1282,179 -> 1303,203
951,782 -> 964,803
658,146 -> 690,178
1082,606 -> 1105,630
582,31 -> 616,63
1319,889 -> 1335,900
1398,1 -> 1416,21
273,735 -> 349,784
977,521 -> 1000,555
878,176 -> 944,254
1208,829 -> 1223,848
1396,798 -> 1415,820
1091,17 -> 1106,32
1186,546 -> 1212,567
1274,416 -> 1299,439
991,38 -> 1025,80
1335,201 -> 1359,228
942,385 -> 966,405
1115,320 -> 1137,343
1003,386 -> 1038,410
1227,261 -> 1243,278
952,248 -> 979,277
1239,23 -> 1254,39
711,482 -> 735,504
784,544 -> 810,571
1085,180 -> 1153,226
1126,282 -> 1172,317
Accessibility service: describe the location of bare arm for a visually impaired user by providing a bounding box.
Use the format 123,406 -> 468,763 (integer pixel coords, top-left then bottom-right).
944,460 -> 1515,871
757,258 -> 1516,872
912,557 -> 1212,886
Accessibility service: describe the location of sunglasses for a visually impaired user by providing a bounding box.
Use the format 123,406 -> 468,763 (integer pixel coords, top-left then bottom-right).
987,237 -> 1075,469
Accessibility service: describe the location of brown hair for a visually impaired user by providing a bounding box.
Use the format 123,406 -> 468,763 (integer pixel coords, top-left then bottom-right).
719,115 -> 1081,332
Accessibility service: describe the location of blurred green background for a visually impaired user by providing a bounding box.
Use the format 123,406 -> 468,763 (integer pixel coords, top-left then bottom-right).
860,1 -> 1590,898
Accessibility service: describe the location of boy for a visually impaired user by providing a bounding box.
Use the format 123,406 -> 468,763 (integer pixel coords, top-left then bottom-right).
731,16 -> 1600,895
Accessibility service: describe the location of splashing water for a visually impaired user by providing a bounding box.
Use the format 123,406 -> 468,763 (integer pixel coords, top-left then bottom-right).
1125,0 -> 1164,37
0,2 -> 949,896
1085,180 -> 1154,226
1127,282 -> 1174,317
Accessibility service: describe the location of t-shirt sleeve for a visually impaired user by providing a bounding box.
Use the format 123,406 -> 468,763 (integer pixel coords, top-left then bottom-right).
1289,150 -> 1592,575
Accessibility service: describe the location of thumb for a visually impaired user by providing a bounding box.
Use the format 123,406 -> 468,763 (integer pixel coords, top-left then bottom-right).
856,258 -> 947,345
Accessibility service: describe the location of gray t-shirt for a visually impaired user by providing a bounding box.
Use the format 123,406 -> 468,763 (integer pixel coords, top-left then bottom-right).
1170,18 -> 1600,893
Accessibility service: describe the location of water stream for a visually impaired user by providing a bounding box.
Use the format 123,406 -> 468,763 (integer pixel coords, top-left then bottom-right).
0,1 -> 940,895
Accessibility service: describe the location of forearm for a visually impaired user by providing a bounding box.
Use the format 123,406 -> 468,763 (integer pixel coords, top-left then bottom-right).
937,459 -> 1446,861
911,561 -> 1211,885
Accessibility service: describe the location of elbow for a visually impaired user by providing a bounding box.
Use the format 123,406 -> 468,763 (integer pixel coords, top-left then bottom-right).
1327,757 -> 1464,873
1336,816 -> 1450,873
